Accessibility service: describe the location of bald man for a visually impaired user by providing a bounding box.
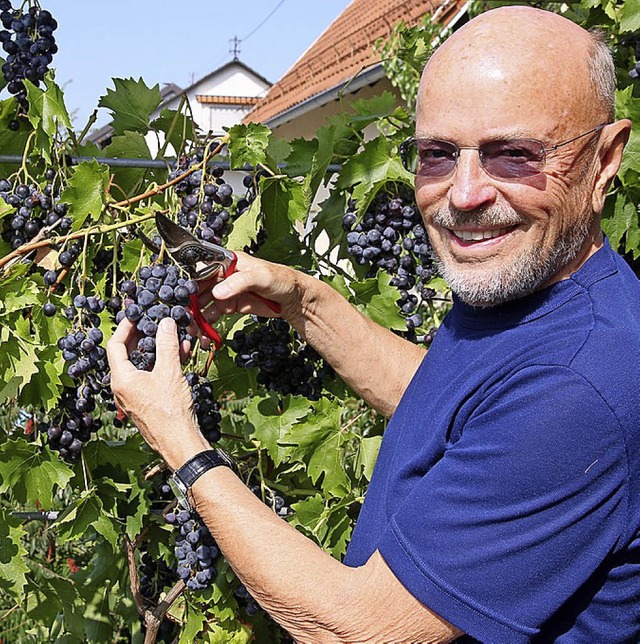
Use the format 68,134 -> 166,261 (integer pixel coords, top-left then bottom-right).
108,6 -> 640,642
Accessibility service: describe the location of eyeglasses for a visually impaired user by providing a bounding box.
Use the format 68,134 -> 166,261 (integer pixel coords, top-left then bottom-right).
400,123 -> 608,180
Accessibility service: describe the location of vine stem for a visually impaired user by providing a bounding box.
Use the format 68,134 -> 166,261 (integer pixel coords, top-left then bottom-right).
0,135 -> 229,272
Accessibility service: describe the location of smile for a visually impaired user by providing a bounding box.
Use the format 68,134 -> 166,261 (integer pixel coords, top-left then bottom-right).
449,226 -> 514,243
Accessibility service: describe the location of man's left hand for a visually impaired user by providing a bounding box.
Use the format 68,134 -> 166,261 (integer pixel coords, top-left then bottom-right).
106,316 -> 211,470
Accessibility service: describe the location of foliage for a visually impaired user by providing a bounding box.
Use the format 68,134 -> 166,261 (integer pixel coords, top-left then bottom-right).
0,1 -> 639,642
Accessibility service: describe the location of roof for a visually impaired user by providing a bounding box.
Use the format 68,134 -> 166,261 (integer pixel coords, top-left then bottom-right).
243,0 -> 467,126
178,59 -> 271,98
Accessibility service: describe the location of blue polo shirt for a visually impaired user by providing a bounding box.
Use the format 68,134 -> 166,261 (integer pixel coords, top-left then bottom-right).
344,240 -> 640,642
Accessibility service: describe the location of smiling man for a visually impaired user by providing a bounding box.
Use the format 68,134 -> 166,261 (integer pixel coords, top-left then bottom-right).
108,6 -> 640,643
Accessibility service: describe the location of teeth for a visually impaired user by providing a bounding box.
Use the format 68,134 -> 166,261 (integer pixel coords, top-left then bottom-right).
452,227 -> 509,241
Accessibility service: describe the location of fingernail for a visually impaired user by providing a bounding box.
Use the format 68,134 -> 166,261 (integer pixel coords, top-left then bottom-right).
213,283 -> 231,298
159,317 -> 176,333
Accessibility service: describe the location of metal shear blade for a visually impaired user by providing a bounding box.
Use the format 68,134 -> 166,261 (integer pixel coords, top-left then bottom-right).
155,212 -> 235,280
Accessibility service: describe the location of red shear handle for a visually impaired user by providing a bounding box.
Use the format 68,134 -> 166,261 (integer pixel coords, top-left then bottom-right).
189,294 -> 223,350
223,252 -> 282,315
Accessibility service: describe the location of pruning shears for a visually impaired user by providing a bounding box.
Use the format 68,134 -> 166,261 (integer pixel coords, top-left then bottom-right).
140,212 -> 281,349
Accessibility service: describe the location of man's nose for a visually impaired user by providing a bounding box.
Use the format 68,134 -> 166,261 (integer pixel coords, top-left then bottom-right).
447,149 -> 498,212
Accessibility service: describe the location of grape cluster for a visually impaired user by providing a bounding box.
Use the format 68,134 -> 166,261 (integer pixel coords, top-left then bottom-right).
169,151 -> 234,244
165,508 -> 219,592
343,188 -> 435,333
231,317 -> 333,400
0,173 -> 69,250
234,583 -> 261,616
38,388 -> 102,462
185,372 -> 222,443
250,483 -> 291,520
0,1 -> 58,116
116,263 -> 196,371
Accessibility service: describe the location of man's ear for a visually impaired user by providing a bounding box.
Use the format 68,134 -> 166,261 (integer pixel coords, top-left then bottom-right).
592,119 -> 632,214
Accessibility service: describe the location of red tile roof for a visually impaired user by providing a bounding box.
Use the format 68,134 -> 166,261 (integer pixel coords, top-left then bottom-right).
243,0 -> 466,125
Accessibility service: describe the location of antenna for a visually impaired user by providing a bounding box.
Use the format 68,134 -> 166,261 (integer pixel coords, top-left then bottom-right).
229,36 -> 241,60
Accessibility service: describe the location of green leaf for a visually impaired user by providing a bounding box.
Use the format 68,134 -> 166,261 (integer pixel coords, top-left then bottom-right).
355,435 -> 382,481
0,439 -> 74,508
101,131 -> 160,199
338,136 -> 413,216
289,494 -> 328,540
350,271 -> 407,330
151,107 -> 198,155
59,160 -> 110,230
55,488 -> 120,551
24,74 -> 72,135
227,122 -> 271,169
24,74 -> 72,162
0,331 -> 40,403
281,398 -> 349,495
82,433 -> 151,480
620,0 -> 640,32
226,194 -> 262,251
98,77 -> 163,136
258,176 -> 308,265
0,507 -> 29,599
244,395 -> 310,465
0,97 -> 31,177
602,191 -> 636,250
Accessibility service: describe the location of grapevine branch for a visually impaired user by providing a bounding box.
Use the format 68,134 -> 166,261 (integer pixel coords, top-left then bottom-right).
0,136 -> 229,272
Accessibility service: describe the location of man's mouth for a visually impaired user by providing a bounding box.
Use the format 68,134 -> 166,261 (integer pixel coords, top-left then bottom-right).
449,226 -> 515,243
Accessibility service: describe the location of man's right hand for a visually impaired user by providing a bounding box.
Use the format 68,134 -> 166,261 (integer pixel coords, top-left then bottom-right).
195,250 -> 426,417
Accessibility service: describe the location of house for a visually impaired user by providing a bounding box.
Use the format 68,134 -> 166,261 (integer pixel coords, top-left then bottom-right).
243,0 -> 470,140
86,59 -> 272,153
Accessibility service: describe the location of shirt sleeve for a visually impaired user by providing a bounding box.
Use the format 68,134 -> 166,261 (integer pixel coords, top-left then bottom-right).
376,364 -> 628,643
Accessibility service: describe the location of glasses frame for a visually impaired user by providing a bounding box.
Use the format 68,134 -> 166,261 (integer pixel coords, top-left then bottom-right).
401,123 -> 609,180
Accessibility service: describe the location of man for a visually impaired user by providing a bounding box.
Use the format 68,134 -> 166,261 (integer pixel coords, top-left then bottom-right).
107,6 -> 639,642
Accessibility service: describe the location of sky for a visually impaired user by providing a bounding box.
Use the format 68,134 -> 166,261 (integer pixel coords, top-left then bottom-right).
23,0 -> 353,131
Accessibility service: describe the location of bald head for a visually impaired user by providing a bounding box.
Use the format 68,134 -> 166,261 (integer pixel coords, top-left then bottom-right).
418,7 -> 614,134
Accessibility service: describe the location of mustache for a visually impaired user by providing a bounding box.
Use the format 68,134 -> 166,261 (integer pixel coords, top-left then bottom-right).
431,205 -> 525,229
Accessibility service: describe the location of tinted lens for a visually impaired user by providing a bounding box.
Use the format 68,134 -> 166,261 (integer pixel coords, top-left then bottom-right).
415,139 -> 458,177
480,139 -> 546,178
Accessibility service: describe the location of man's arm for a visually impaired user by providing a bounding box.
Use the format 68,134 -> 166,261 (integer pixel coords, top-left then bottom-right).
106,318 -> 461,644
203,252 -> 425,418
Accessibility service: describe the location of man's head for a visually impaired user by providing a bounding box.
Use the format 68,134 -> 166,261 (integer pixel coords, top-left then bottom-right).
414,6 -> 630,308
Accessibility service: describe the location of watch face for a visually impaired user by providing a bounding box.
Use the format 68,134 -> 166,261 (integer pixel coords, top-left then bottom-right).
168,475 -> 190,511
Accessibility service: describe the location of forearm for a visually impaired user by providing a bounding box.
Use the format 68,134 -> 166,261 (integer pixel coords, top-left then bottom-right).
191,466 -> 360,642
190,467 -> 460,644
290,271 -> 426,417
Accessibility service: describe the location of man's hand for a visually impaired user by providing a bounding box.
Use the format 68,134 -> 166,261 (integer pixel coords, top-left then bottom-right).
106,316 -> 211,470
196,251 -> 306,328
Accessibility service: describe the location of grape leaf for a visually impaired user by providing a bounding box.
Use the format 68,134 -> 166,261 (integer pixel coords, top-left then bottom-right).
244,395 -> 310,465
620,0 -> 640,32
0,97 -> 31,178
337,136 -> 412,215
281,398 -> 350,496
0,507 -> 29,599
355,435 -> 382,481
82,433 -> 151,480
227,122 -> 271,169
60,160 -> 110,230
24,74 -> 72,135
226,194 -> 262,252
324,502 -> 352,558
0,439 -> 74,508
350,271 -> 407,330
289,494 -> 328,541
55,488 -> 120,551
151,107 -> 198,156
0,338 -> 40,407
24,74 -> 72,162
98,77 -> 163,136
101,131 -> 158,199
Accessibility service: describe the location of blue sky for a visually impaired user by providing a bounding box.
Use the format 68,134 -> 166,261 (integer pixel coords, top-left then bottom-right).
21,0 -> 352,130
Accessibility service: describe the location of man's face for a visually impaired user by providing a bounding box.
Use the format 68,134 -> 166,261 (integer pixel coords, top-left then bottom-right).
414,28 -> 602,308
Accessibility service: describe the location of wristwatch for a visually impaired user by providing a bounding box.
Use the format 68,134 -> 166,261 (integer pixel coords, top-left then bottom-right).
168,448 -> 237,510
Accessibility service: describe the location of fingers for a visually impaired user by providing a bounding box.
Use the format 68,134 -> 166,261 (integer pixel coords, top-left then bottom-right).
153,317 -> 182,374
106,318 -> 140,381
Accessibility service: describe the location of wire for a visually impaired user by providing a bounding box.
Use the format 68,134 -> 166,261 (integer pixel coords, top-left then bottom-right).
241,0 -> 287,42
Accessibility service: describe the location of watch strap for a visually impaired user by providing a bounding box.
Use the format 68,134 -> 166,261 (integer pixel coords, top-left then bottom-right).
174,448 -> 237,489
